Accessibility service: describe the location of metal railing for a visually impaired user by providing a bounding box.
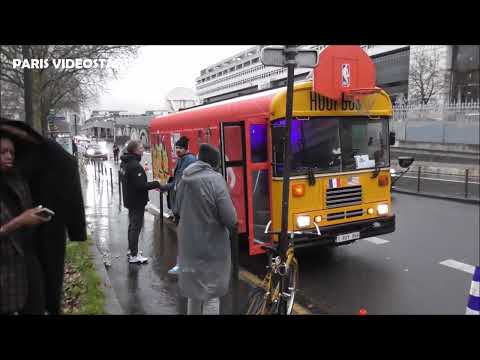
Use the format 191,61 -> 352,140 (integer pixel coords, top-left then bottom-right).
392,166 -> 480,201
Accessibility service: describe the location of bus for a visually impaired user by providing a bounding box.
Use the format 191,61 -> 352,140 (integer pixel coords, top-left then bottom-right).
150,45 -> 406,256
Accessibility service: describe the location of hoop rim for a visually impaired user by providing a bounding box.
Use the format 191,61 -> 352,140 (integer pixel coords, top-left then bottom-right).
343,87 -> 382,98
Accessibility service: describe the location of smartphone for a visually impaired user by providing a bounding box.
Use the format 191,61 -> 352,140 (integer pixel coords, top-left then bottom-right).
37,206 -> 55,219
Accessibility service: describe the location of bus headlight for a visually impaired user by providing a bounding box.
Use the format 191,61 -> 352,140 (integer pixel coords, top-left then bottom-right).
377,204 -> 389,215
296,215 -> 311,228
314,215 -> 322,223
87,149 -> 94,156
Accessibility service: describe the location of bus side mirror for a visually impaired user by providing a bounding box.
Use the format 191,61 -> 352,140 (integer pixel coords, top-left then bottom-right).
389,132 -> 396,146
398,156 -> 414,168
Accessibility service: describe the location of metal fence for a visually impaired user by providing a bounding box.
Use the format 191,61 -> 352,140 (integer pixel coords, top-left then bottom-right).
392,166 -> 480,201
391,102 -> 480,145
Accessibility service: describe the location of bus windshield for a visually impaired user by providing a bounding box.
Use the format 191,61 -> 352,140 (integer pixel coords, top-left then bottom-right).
272,117 -> 390,177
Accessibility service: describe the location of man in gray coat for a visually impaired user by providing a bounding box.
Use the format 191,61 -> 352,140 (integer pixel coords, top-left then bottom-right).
173,143 -> 237,315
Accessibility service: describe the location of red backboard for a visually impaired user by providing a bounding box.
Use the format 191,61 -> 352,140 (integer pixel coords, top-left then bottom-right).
313,45 -> 376,100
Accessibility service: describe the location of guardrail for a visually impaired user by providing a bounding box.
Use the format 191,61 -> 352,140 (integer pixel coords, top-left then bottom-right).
392,166 -> 480,202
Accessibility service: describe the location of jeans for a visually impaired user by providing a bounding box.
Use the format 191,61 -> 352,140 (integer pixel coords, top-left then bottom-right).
128,208 -> 145,257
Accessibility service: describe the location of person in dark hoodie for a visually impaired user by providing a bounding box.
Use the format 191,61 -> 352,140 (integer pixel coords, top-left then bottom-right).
159,136 -> 196,274
173,143 -> 237,315
120,139 -> 161,264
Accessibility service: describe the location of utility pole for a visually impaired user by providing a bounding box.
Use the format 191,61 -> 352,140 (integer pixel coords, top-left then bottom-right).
278,45 -> 297,264
22,45 -> 33,127
260,45 -> 318,315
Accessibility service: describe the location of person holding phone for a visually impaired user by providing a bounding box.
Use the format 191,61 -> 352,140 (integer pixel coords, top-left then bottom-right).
0,133 -> 51,315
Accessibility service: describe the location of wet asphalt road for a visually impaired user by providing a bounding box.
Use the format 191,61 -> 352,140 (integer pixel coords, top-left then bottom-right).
144,150 -> 480,315
83,146 -> 479,315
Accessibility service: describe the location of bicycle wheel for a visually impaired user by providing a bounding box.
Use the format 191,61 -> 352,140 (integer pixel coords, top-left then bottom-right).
285,258 -> 299,315
270,259 -> 299,315
245,287 -> 266,315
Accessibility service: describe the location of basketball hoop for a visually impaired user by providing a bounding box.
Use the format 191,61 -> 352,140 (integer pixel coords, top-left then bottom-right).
343,87 -> 382,118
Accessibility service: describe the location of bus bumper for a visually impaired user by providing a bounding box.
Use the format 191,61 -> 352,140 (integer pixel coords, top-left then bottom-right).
291,215 -> 395,249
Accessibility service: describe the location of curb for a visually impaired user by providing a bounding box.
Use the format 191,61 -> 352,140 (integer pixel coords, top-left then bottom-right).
88,239 -> 124,315
392,187 -> 480,205
239,269 -> 313,315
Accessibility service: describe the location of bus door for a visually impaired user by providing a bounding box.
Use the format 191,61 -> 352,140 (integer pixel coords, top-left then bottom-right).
246,121 -> 272,255
220,122 -> 249,239
220,121 -> 272,256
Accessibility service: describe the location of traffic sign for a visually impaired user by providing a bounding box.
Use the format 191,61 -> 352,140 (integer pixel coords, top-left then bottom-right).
260,46 -> 318,68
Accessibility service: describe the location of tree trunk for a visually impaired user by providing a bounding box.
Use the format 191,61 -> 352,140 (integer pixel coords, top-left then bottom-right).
22,45 -> 34,127
31,69 -> 44,135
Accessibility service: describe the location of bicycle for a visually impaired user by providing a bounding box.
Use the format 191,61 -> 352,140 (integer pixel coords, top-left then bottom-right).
245,230 -> 299,315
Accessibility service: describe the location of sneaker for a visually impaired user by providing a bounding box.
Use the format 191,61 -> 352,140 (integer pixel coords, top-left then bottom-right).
127,250 -> 142,258
168,265 -> 180,275
129,254 -> 149,264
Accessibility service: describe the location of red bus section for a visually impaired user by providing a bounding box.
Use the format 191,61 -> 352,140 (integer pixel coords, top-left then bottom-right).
149,88 -> 279,255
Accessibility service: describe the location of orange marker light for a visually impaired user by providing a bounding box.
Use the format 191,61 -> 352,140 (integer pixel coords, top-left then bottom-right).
292,184 -> 305,197
378,175 -> 389,187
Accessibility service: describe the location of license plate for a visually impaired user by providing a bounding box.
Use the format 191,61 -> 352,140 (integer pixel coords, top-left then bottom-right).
335,232 -> 360,243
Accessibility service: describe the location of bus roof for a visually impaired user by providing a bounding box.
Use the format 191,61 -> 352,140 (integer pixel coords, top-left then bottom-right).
149,81 -> 392,132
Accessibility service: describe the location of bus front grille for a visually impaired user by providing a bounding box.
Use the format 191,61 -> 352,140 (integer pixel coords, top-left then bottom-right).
326,186 -> 362,209
326,208 -> 364,221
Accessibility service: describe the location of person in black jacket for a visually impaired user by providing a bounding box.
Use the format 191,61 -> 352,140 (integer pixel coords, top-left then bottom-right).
120,140 -> 161,264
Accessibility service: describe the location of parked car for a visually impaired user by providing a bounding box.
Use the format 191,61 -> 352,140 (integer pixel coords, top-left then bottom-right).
85,143 -> 108,160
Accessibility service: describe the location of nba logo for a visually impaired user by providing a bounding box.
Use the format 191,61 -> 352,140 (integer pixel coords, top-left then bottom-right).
342,64 -> 350,87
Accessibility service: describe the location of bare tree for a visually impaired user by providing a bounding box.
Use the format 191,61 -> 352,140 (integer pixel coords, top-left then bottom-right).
408,48 -> 450,105
0,45 -> 140,134
0,78 -> 24,120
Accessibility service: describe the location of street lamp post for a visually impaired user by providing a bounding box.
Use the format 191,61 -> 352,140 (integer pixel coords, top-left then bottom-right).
260,45 -> 318,315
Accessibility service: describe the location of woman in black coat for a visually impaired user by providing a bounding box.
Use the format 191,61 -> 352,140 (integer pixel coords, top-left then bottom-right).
0,131 -> 51,314
0,118 -> 87,314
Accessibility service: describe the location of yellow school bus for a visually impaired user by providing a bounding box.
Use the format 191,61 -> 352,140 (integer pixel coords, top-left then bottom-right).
150,45 -> 400,256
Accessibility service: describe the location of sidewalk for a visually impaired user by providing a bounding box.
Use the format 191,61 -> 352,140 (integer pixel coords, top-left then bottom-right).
81,158 -> 254,315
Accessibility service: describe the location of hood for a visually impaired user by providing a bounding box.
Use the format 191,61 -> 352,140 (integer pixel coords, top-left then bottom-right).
120,152 -> 141,164
182,160 -> 214,179
0,118 -> 46,175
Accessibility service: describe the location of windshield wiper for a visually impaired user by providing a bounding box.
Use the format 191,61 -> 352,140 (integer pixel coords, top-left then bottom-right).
307,167 -> 316,186
371,164 -> 381,178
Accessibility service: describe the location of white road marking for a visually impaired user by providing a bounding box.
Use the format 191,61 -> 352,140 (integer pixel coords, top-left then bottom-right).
439,259 -> 476,274
363,237 -> 390,245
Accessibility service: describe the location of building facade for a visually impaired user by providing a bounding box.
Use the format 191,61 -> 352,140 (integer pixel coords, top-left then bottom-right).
195,45 -> 479,106
81,110 -> 169,147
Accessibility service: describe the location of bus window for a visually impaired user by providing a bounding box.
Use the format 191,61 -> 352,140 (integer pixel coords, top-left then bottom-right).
252,169 -> 270,243
272,117 -> 390,176
250,124 -> 267,163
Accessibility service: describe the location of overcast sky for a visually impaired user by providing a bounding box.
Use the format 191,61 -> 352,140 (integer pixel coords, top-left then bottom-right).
93,45 -> 253,114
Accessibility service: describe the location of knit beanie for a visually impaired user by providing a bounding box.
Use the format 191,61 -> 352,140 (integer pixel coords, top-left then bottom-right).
198,143 -> 220,169
175,136 -> 189,150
